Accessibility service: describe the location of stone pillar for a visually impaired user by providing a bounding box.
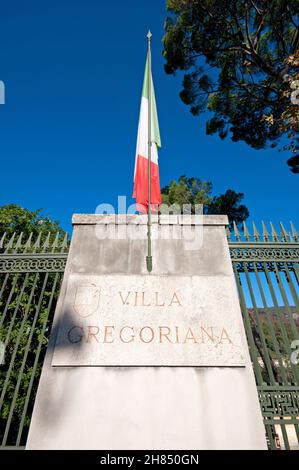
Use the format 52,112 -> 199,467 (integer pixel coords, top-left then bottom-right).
26,215 -> 267,449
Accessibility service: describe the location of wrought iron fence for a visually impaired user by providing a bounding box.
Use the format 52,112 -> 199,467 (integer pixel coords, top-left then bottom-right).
0,232 -> 68,449
229,221 -> 299,450
0,221 -> 298,449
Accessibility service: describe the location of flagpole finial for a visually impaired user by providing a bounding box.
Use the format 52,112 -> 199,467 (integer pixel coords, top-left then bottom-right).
147,30 -> 152,40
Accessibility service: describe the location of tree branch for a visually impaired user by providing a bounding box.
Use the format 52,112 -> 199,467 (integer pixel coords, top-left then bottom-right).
243,6 -> 279,79
286,4 -> 299,29
245,5 -> 255,53
228,6 -> 246,45
292,28 -> 299,53
249,0 -> 262,16
253,10 -> 268,48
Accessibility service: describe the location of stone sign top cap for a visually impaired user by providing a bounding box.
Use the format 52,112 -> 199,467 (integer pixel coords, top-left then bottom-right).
72,214 -> 229,226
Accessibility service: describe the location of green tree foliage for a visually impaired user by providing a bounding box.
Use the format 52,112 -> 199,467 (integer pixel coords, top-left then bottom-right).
161,175 -> 249,227
249,307 -> 299,384
0,204 -> 62,239
163,0 -> 299,169
263,50 -> 299,173
0,205 -> 66,445
208,189 -> 250,227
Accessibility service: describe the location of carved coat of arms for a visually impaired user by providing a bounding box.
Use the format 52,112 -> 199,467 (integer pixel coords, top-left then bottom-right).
73,284 -> 101,318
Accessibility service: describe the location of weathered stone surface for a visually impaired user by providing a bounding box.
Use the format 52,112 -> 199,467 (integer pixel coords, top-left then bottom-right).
71,214 -> 228,225
26,215 -> 267,450
52,274 -> 245,367
66,223 -> 230,276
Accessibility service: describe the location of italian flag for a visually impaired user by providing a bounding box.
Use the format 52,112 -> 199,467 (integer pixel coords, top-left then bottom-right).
133,53 -> 161,213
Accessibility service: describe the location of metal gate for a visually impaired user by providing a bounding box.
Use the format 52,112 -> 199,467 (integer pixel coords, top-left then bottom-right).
0,232 -> 68,448
0,222 -> 298,449
229,222 -> 299,450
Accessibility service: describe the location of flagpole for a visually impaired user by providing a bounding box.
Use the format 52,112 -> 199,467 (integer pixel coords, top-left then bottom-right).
146,30 -> 152,273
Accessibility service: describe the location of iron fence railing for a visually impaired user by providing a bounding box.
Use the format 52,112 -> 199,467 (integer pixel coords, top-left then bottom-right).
229,221 -> 299,450
0,232 -> 68,448
0,221 -> 298,449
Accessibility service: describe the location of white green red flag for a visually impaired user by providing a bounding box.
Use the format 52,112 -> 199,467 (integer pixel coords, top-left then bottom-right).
133,53 -> 161,212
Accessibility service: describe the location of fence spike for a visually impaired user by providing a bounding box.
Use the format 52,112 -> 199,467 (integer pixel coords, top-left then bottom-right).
290,221 -> 299,242
279,222 -> 288,242
226,225 -> 231,241
5,232 -> 16,253
252,221 -> 260,242
33,232 -> 42,250
233,221 -> 241,241
14,232 -> 23,251
261,221 -> 269,242
243,221 -> 250,241
0,232 -> 7,249
51,232 -> 60,251
270,221 -> 279,242
61,232 -> 69,251
24,232 -> 33,252
42,232 -> 51,252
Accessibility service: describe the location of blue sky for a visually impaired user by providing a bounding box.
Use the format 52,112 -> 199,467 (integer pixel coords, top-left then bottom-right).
0,1 -> 298,235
